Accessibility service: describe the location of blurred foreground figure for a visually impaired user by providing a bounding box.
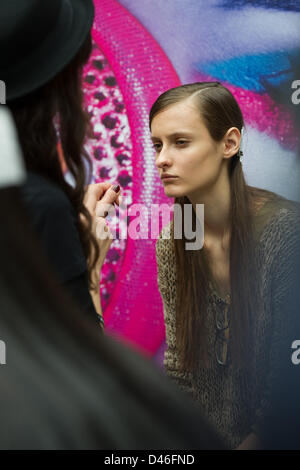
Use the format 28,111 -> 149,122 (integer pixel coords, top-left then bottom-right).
1,0 -> 121,327
0,106 -> 223,450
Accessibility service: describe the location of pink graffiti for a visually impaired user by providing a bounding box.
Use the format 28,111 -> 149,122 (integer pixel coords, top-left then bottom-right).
195,72 -> 299,150
91,0 -> 181,355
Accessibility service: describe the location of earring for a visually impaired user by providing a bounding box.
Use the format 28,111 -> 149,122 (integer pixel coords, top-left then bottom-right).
237,127 -> 244,161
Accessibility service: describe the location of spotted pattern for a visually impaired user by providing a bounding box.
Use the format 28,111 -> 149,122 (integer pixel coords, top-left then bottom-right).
83,41 -> 133,309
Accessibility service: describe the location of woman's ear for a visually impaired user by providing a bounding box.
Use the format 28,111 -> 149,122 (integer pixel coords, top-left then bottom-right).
223,127 -> 241,159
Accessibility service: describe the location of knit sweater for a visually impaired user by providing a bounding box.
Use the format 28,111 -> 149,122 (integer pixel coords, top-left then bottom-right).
156,195 -> 300,449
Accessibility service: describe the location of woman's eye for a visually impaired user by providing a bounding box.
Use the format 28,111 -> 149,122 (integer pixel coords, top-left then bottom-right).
153,143 -> 161,151
176,140 -> 188,146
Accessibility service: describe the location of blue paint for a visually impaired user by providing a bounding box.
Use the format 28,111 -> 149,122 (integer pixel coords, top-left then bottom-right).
220,0 -> 300,12
197,52 -> 295,93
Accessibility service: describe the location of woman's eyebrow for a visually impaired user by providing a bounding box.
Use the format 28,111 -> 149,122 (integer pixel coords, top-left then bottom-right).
151,131 -> 194,141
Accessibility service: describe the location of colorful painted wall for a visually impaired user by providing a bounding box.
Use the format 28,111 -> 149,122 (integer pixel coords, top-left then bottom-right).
82,0 -> 300,362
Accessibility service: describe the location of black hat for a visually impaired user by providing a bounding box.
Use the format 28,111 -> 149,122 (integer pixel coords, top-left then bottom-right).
0,0 -> 94,102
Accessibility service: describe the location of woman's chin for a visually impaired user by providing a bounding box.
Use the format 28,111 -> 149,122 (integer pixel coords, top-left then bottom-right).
163,187 -> 185,199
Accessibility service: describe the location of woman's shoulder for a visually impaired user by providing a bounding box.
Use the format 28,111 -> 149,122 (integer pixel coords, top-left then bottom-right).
20,171 -> 86,284
253,192 -> 300,267
252,188 -> 300,242
21,171 -> 74,215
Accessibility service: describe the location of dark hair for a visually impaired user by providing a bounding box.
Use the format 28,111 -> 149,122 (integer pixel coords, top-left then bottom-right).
0,186 -> 224,449
150,82 -> 280,369
7,32 -> 99,289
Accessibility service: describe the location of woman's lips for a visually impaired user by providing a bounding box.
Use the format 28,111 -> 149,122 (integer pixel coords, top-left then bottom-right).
161,174 -> 178,182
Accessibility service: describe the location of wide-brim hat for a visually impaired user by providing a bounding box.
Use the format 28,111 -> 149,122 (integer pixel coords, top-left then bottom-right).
0,0 -> 94,102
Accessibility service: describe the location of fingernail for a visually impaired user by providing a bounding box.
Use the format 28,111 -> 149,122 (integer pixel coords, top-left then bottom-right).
112,184 -> 120,193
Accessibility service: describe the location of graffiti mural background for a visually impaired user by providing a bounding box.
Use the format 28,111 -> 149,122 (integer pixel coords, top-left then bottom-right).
82,0 -> 300,362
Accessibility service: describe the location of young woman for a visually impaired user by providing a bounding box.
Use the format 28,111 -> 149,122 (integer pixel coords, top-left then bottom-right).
2,0 -> 119,326
150,82 -> 300,449
0,106 -> 223,450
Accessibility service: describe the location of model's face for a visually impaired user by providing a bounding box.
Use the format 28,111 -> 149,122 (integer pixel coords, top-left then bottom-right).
151,99 -> 225,199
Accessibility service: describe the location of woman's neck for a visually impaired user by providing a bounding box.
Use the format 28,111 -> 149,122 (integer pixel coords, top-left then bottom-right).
188,176 -> 231,247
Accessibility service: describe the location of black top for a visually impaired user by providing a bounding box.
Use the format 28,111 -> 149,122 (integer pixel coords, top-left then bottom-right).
20,171 -> 103,327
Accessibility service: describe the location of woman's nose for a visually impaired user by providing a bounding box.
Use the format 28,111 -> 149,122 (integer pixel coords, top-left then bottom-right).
156,147 -> 172,169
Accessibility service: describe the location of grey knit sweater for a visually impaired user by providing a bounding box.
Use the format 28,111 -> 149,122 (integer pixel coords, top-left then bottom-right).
156,195 -> 300,449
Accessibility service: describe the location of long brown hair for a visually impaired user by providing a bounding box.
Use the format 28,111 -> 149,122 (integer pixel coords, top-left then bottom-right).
150,82 -> 280,370
8,32 -> 99,289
